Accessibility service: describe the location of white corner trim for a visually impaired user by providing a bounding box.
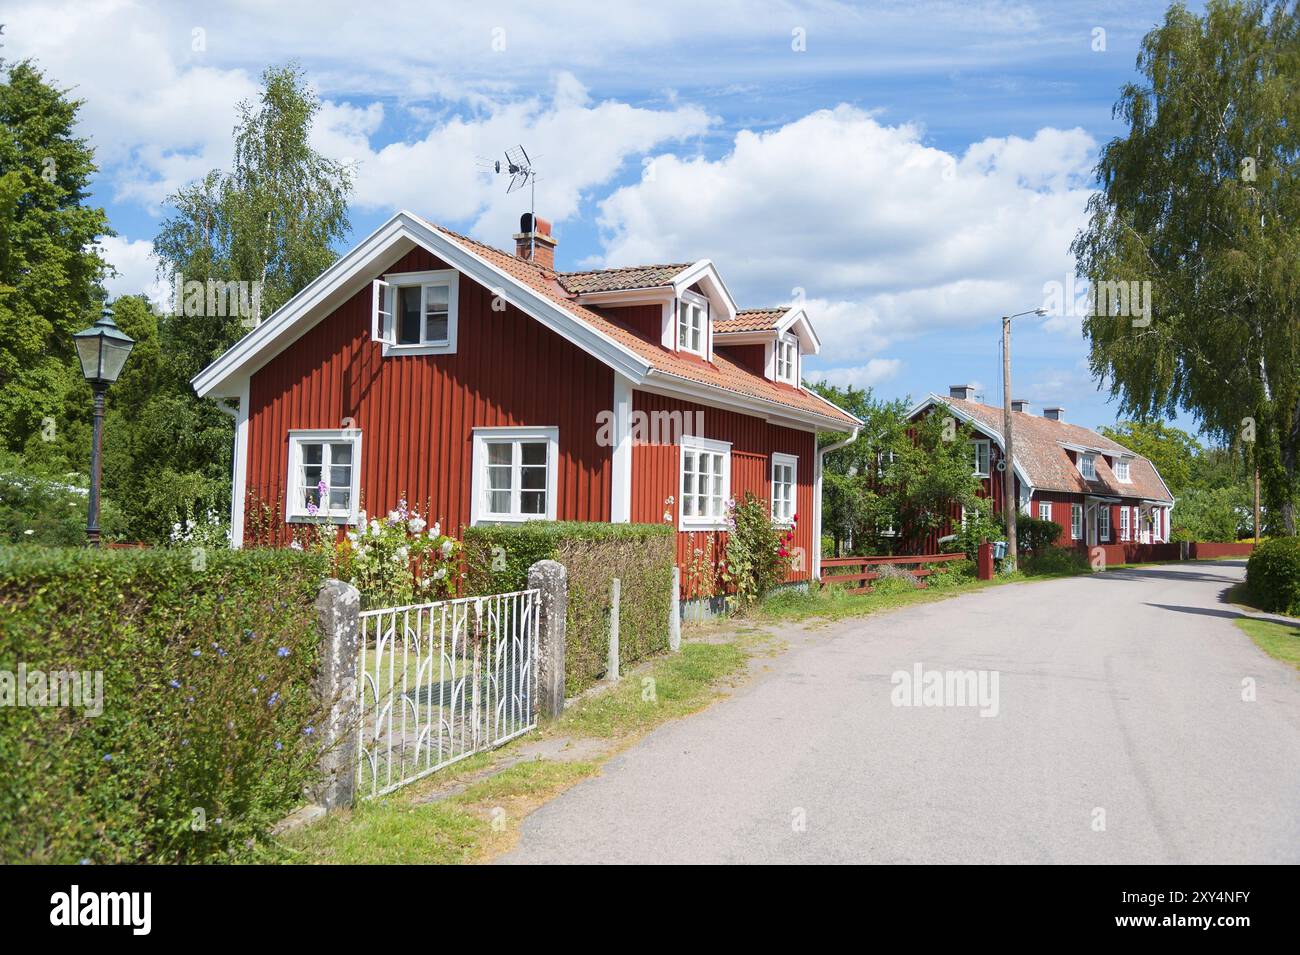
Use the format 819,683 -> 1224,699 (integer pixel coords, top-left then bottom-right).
230,380 -> 250,548
611,375 -> 633,522
470,426 -> 560,525
814,426 -> 860,578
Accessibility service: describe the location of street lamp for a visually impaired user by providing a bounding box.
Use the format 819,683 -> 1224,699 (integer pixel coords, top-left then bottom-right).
73,305 -> 135,546
1001,306 -> 1047,571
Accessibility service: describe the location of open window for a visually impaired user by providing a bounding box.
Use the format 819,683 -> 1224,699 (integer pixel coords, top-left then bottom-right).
372,270 -> 458,354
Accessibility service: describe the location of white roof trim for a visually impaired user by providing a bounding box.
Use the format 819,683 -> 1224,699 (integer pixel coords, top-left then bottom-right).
192,211 -> 652,398
776,306 -> 821,354
671,259 -> 738,324
643,369 -> 858,432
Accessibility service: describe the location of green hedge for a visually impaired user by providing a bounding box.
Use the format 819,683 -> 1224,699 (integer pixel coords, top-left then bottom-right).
0,546 -> 327,863
1247,537 -> 1300,615
464,522 -> 675,694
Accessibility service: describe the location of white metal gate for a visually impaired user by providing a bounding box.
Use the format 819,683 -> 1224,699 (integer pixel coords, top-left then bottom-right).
356,589 -> 539,799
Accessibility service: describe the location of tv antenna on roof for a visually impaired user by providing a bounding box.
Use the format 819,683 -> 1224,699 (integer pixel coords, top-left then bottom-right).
480,144 -> 539,257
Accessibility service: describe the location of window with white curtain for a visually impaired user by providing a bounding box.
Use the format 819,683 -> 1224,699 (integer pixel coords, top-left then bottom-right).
287,430 -> 361,521
471,427 -> 558,524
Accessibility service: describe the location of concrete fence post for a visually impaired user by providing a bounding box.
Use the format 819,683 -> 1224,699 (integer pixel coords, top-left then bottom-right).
670,566 -> 681,651
528,559 -> 567,719
313,578 -> 360,810
608,577 -> 621,682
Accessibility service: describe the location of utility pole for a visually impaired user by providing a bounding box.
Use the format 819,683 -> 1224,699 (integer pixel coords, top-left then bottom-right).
1002,315 -> 1017,571
999,307 -> 1046,572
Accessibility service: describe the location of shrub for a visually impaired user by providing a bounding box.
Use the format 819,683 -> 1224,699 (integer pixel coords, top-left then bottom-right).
724,492 -> 791,610
928,558 -> 976,589
0,546 -> 328,863
868,563 -> 922,595
1021,546 -> 1091,577
0,451 -> 127,545
463,522 -> 675,694
953,498 -> 1004,560
1247,537 -> 1300,615
1017,515 -> 1062,553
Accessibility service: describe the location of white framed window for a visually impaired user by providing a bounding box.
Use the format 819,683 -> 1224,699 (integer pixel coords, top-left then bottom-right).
1119,506 -> 1130,541
286,430 -> 362,522
1078,453 -> 1097,480
774,335 -> 798,384
972,439 -> 991,477
1115,459 -> 1131,482
677,291 -> 709,358
1098,505 -> 1111,541
1038,501 -> 1052,522
471,427 -> 558,524
1071,503 -> 1082,540
771,453 -> 797,525
679,434 -> 730,530
373,270 -> 458,354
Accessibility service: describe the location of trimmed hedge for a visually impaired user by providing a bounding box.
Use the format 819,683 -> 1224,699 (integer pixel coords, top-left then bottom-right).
0,546 -> 327,863
1247,537 -> 1300,615
464,522 -> 675,694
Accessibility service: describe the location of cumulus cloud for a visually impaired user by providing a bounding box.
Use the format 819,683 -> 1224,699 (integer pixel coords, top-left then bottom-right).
809,359 -> 903,390
98,235 -> 169,308
595,106 -> 1097,366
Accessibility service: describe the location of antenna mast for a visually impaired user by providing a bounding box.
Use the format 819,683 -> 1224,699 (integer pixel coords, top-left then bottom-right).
484,144 -> 538,257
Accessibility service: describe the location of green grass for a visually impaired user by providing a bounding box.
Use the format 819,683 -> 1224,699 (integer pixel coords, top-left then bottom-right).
1234,617 -> 1300,671
279,638 -> 751,863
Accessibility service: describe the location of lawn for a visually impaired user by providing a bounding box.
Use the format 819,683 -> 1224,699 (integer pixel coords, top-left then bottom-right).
1234,617 -> 1300,671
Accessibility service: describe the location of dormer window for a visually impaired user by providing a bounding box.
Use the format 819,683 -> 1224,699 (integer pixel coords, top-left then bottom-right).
1078,453 -> 1097,480
677,291 -> 709,358
775,335 -> 798,384
1115,459 -> 1131,482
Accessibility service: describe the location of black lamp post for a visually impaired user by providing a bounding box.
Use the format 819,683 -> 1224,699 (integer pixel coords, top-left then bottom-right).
72,305 -> 135,546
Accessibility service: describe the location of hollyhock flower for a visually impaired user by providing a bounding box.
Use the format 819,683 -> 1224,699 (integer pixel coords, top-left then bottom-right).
441,539 -> 454,557
408,516 -> 427,533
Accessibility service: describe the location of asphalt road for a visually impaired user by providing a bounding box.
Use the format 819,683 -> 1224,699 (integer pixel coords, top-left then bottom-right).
500,561 -> 1300,864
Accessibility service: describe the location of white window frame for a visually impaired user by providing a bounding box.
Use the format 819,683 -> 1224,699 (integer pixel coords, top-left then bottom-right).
1038,501 -> 1052,522
1071,503 -> 1083,540
377,269 -> 459,355
470,426 -> 559,525
771,452 -> 798,526
1078,453 -> 1097,480
286,429 -> 362,523
678,434 -> 731,530
972,439 -> 991,478
1115,459 -> 1131,483
676,290 -> 709,358
1119,506 -> 1130,541
774,334 -> 799,385
1098,505 -> 1111,541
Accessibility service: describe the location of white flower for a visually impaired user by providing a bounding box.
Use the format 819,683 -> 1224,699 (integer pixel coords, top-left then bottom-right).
433,567 -> 447,580
441,539 -> 454,557
369,519 -> 380,535
432,522 -> 441,537
346,531 -> 357,543
420,577 -> 431,588
23,528 -> 35,536
387,510 -> 401,523
408,517 -> 427,533
289,540 -> 303,551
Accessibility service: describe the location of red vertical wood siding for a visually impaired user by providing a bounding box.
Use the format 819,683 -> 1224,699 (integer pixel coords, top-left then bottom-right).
244,246 -> 613,542
594,303 -> 662,343
715,343 -> 767,377
630,390 -> 816,595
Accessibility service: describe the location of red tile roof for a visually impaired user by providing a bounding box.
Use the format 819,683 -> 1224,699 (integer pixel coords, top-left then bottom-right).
716,308 -> 785,333
557,264 -> 690,295
939,397 -> 1173,501
423,221 -> 858,428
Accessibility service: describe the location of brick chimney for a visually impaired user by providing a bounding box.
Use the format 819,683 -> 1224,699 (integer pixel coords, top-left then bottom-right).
1010,399 -> 1030,414
949,384 -> 976,401
514,213 -> 557,270
1042,406 -> 1065,421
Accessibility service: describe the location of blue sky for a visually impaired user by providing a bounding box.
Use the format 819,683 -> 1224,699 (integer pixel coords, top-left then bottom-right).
5,0 -> 1207,434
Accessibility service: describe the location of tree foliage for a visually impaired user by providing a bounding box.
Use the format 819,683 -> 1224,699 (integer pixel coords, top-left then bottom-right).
1072,1 -> 1300,532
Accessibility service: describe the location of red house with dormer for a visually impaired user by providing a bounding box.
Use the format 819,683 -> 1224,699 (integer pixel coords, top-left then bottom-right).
191,212 -> 860,593
908,386 -> 1175,551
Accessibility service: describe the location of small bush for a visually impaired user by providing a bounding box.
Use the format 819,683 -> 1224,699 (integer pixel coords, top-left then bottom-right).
1247,537 -> 1300,615
1021,546 -> 1091,577
869,563 -> 922,594
463,522 -> 674,694
953,498 -> 1004,559
1017,515 -> 1062,553
0,546 -> 327,863
928,558 -> 976,589
724,492 -> 791,610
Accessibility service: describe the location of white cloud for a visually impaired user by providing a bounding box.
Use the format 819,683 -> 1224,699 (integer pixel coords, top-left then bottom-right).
810,359 -> 903,389
98,235 -> 169,308
595,106 -> 1097,365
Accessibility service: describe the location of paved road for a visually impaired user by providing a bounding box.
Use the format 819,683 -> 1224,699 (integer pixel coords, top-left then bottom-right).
501,561 -> 1300,864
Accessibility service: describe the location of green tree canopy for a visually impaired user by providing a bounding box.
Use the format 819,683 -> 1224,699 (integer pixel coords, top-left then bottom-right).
1098,420 -> 1202,494
0,59 -> 110,449
1072,0 -> 1300,533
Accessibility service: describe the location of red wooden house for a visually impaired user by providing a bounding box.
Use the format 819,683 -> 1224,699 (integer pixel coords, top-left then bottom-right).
907,386 -> 1175,551
191,212 -> 861,593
